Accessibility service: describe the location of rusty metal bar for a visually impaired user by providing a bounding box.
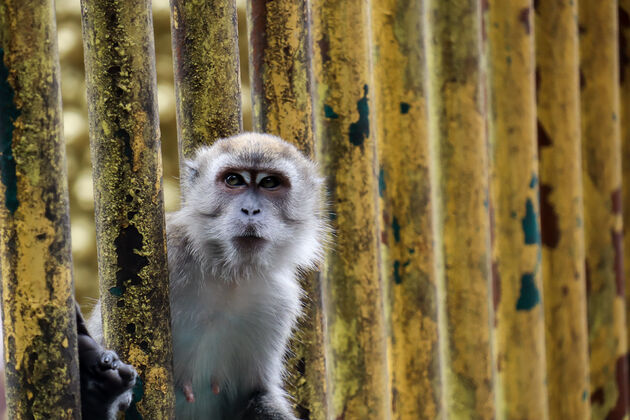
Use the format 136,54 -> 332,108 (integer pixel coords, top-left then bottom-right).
246,1 -> 327,418
80,1 -> 175,418
485,2 -> 548,419
579,1 -> 629,419
425,0 -> 496,418
370,1 -> 444,419
311,0 -> 390,418
0,1 -> 81,418
169,0 -> 242,166
535,1 -> 591,418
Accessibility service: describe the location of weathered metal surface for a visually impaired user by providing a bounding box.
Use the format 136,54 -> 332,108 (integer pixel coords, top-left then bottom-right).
579,2 -> 629,419
485,2 -> 548,419
535,1 -> 591,418
169,0 -> 242,167
80,1 -> 175,418
371,1 -> 443,419
425,0 -> 496,419
311,0 -> 390,418
619,4 -> 630,419
0,1 -> 81,418
246,1 -> 327,418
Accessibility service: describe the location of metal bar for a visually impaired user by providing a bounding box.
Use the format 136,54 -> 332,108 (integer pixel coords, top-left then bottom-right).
311,0 -> 390,417
169,0 -> 242,168
425,0 -> 496,418
246,1 -> 326,418
485,2 -> 548,419
80,1 -> 175,418
535,1 -> 591,418
578,1 -> 629,419
370,0 -> 444,419
0,1 -> 81,418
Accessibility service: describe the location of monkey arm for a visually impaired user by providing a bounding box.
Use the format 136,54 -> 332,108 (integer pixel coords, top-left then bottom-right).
76,304 -> 137,420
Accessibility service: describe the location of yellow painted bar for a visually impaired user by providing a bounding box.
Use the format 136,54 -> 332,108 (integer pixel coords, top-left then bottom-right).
579,2 -> 629,419
425,0 -> 496,419
619,5 -> 630,416
371,1 -> 443,419
170,0 -> 242,164
80,1 -> 175,418
485,2 -> 548,419
0,1 -> 81,418
535,1 -> 591,418
311,0 -> 390,418
246,1 -> 327,418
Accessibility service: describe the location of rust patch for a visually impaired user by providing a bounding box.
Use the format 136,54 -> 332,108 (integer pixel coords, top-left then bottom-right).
540,184 -> 560,248
519,8 -> 531,34
585,261 -> 591,294
537,120 -> 552,148
492,261 -> 501,321
591,387 -> 605,405
611,229 -> 625,297
611,187 -> 622,214
606,354 -> 629,419
317,35 -> 331,64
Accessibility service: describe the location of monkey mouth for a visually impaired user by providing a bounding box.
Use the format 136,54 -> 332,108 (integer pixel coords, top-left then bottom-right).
232,228 -> 267,249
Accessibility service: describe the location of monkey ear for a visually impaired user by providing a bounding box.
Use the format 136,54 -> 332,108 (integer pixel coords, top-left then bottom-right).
181,159 -> 200,188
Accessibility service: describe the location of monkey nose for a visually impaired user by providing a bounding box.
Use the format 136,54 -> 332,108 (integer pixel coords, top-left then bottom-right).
241,208 -> 261,215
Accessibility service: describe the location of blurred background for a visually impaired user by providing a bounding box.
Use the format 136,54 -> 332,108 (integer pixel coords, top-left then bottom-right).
56,0 -> 253,308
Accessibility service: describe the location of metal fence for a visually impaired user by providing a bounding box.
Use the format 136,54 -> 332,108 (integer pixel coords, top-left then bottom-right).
0,0 -> 627,419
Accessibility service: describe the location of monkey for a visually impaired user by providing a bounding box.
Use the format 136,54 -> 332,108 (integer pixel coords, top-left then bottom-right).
76,304 -> 137,420
87,133 -> 328,419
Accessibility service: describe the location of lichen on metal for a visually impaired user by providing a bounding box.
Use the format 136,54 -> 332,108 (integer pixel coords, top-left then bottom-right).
485,2 -> 549,419
246,1 -> 327,418
371,0 -> 444,419
80,1 -> 175,418
169,0 -> 242,169
311,0 -> 390,418
535,1 -> 591,418
578,1 -> 629,419
0,1 -> 81,418
425,0 -> 496,419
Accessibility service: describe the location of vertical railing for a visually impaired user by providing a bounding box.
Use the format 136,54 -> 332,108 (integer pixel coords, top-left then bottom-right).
578,2 -> 629,419
621,6 -> 630,413
485,2 -> 548,419
311,0 -> 390,418
0,1 -> 81,418
425,0 -> 496,418
169,0 -> 242,159
246,1 -> 327,419
535,1 -> 591,419
370,1 -> 444,419
80,1 -> 175,418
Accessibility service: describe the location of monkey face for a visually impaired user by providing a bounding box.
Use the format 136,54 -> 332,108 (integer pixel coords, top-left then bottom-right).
178,133 -> 328,275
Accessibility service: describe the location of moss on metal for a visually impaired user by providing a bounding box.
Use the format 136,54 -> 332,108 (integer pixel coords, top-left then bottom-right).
80,1 -> 174,418
246,1 -> 327,419
371,1 -> 444,419
485,2 -> 549,419
535,2 -> 591,419
0,1 -> 81,418
169,0 -> 242,167
425,0 -> 496,419
311,1 -> 390,418
579,2 -> 629,419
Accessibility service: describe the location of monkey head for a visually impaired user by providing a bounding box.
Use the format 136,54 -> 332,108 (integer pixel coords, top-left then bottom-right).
178,133 -> 327,280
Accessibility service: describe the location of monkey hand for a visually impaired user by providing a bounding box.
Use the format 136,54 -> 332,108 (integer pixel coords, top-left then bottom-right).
76,305 -> 137,420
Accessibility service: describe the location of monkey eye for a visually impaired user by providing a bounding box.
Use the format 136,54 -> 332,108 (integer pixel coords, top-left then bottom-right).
224,173 -> 246,187
259,176 -> 281,189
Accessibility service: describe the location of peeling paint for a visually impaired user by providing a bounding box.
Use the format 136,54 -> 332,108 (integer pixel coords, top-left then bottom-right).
348,85 -> 369,147
516,273 -> 540,310
0,48 -> 20,214
522,198 -> 540,244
